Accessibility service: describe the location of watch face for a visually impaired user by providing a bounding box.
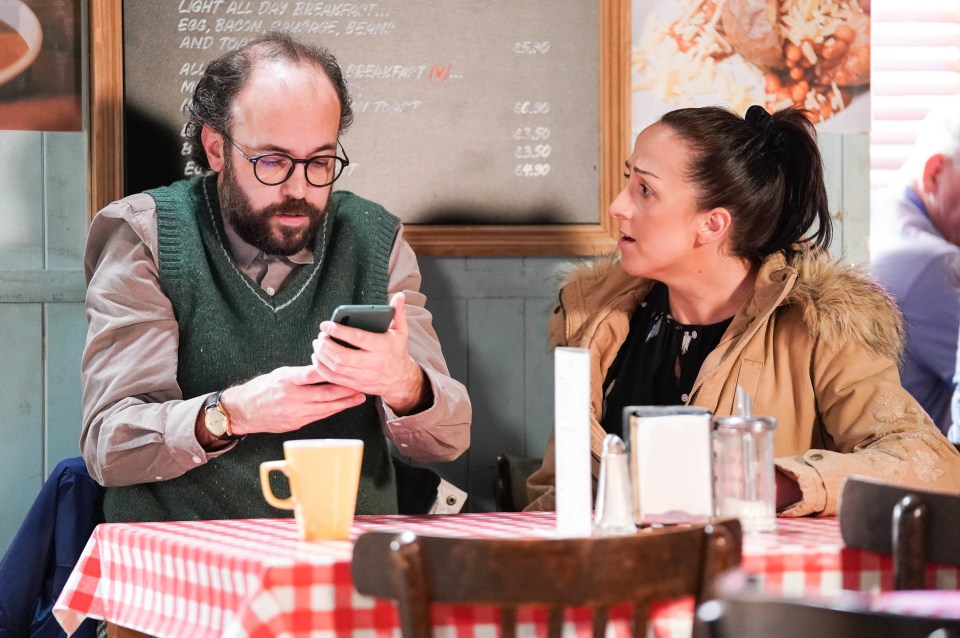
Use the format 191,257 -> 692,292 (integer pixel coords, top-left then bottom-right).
206,408 -> 228,437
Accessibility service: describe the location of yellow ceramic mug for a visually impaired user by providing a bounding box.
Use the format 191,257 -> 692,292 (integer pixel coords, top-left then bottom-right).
259,439 -> 364,541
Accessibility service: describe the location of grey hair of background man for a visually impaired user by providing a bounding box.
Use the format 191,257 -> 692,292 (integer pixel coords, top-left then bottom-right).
183,31 -> 354,172
899,97 -> 960,184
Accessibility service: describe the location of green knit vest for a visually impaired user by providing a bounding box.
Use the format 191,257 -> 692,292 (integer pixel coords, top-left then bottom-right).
103,175 -> 400,522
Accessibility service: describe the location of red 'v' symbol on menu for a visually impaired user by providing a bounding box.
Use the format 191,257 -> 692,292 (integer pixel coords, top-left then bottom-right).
429,64 -> 451,82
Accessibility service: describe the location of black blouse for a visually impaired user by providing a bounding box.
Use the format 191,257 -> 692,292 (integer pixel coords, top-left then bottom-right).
600,283 -> 733,437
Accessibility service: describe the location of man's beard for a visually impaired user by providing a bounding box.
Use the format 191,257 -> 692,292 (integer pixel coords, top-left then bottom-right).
218,155 -> 326,256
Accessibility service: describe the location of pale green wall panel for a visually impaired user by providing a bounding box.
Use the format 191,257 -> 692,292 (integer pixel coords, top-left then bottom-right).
819,132 -> 845,261
428,296 -> 467,384
0,132 -> 44,270
820,132 -> 871,265
0,304 -> 44,552
422,256 -> 568,299
420,295 -> 470,497
523,296 -> 554,458
44,133 -> 88,270
45,302 -> 87,471
466,297 -> 526,512
0,270 -> 85,302
420,256 -> 571,509
842,134 -> 871,266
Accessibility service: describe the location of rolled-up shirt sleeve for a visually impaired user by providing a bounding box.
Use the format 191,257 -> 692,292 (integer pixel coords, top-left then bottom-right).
81,195 -> 222,487
380,227 -> 471,462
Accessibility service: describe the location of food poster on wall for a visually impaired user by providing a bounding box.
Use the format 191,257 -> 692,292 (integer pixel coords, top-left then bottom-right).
0,0 -> 81,131
632,0 -> 871,136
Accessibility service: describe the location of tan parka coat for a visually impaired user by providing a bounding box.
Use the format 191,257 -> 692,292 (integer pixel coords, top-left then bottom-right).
525,250 -> 960,516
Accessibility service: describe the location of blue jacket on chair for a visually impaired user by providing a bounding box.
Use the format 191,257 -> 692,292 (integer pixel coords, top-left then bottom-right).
0,457 -> 103,638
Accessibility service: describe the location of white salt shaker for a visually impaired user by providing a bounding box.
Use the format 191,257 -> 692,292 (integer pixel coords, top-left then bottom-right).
593,433 -> 637,535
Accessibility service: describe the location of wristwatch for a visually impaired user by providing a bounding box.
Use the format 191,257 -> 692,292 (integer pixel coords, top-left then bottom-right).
203,390 -> 236,441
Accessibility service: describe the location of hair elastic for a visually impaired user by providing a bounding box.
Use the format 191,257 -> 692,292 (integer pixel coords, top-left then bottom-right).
746,105 -> 786,158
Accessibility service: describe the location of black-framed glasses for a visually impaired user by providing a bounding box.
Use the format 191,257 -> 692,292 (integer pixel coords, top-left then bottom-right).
223,134 -> 349,187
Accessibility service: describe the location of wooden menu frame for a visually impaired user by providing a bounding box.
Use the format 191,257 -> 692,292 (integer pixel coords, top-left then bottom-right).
88,0 -> 630,256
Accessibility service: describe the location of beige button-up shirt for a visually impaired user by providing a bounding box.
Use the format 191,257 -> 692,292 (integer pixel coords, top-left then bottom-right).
81,192 -> 471,487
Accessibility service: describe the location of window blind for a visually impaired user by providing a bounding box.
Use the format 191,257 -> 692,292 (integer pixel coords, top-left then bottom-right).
870,0 -> 960,190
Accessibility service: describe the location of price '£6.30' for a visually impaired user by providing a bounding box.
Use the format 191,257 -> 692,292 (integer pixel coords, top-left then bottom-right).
514,101 -> 551,115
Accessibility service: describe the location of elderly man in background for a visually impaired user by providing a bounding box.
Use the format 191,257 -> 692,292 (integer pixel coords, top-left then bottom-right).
871,99 -> 960,435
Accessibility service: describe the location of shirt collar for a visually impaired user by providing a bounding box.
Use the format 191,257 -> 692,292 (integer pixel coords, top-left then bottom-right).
904,185 -> 929,218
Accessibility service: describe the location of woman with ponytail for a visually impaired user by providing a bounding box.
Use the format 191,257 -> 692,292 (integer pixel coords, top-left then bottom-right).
526,105 -> 960,516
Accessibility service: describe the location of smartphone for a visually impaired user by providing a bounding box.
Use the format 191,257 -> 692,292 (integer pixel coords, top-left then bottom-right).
329,304 -> 395,349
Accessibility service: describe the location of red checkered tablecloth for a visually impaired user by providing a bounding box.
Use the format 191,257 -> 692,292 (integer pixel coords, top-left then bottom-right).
54,512 -> 561,638
53,513 -> 960,638
650,517 -> 960,638
742,517 -> 958,594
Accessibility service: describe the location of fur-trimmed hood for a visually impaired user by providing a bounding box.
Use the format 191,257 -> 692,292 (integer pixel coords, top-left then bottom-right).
784,251 -> 905,363
557,250 -> 906,362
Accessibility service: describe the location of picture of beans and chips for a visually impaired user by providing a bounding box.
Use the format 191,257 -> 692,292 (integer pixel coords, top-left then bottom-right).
632,0 -> 870,132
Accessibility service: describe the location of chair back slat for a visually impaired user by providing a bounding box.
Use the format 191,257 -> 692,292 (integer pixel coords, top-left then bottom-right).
631,602 -> 650,638
494,454 -> 543,512
591,606 -> 608,638
500,607 -> 517,638
352,518 -> 742,637
546,606 -> 563,638
839,476 -> 960,589
389,533 -> 431,638
893,495 -> 928,590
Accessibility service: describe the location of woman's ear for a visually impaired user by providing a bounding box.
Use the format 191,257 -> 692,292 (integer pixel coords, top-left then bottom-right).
697,207 -> 732,246
201,125 -> 226,172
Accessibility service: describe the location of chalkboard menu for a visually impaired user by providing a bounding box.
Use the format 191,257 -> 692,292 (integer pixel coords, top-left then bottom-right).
90,0 -> 630,255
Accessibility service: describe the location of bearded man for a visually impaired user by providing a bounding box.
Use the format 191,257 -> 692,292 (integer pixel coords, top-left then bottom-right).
80,32 -> 471,522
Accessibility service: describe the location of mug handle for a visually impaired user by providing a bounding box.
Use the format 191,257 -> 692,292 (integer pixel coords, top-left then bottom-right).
260,460 -> 295,510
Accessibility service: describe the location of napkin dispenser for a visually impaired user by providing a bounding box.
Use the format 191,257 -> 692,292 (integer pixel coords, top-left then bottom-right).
624,405 -> 714,526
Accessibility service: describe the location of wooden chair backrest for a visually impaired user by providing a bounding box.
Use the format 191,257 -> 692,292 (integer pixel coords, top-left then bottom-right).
494,454 -> 542,512
839,476 -> 960,589
352,519 -> 742,638
698,569 -> 960,638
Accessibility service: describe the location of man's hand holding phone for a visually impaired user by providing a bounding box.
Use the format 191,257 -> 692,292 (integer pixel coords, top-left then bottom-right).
312,292 -> 431,415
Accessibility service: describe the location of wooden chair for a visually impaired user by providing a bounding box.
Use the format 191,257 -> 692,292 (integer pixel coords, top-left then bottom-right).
493,453 -> 542,512
352,519 -> 742,638
839,476 -> 960,589
698,569 -> 960,638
